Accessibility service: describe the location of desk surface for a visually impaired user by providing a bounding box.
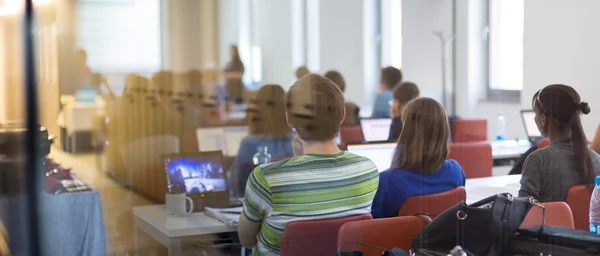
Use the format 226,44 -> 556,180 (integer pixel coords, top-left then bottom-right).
465,175 -> 521,204
133,205 -> 236,238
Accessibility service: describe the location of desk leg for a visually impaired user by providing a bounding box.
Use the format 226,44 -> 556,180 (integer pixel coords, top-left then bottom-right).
168,238 -> 183,256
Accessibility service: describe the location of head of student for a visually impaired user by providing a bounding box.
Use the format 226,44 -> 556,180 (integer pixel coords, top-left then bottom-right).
391,97 -> 449,174
229,45 -> 241,60
285,74 -> 346,142
380,66 -> 403,91
295,66 -> 310,80
324,70 -> 346,92
532,84 -> 594,182
392,82 -> 420,117
249,84 -> 290,138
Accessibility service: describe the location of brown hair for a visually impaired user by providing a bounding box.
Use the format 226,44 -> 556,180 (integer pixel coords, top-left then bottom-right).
324,70 -> 346,92
381,66 -> 403,90
285,74 -> 345,141
249,84 -> 290,138
295,66 -> 310,80
391,97 -> 449,173
393,82 -> 420,105
533,84 -> 594,183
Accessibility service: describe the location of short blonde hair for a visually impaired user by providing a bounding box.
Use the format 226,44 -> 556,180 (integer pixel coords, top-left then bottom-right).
295,66 -> 310,79
285,74 -> 345,141
249,84 -> 290,138
392,97 -> 449,173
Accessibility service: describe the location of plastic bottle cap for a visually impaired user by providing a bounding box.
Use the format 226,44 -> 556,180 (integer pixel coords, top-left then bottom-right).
596,176 -> 600,186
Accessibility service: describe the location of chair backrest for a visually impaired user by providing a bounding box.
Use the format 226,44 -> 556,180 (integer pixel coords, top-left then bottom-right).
397,187 -> 466,217
340,126 -> 365,145
521,202 -> 575,229
538,138 -> 550,149
338,216 -> 431,256
452,118 -> 487,143
447,142 -> 493,178
280,214 -> 372,256
566,185 -> 594,230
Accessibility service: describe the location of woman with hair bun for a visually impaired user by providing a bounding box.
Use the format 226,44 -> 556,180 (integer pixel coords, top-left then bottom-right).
519,84 -> 600,202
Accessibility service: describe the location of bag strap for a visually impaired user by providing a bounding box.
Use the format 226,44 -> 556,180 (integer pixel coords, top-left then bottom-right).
528,197 -> 546,236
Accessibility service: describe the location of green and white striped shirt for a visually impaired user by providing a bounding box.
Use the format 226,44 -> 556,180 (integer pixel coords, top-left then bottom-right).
242,151 -> 379,256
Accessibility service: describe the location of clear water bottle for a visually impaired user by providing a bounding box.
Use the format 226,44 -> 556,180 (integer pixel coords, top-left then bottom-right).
252,146 -> 272,166
590,176 -> 600,234
496,113 -> 506,140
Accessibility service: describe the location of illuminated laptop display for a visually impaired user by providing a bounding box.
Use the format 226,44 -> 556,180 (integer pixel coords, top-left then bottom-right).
520,110 -> 542,143
163,153 -> 227,194
360,118 -> 393,142
347,142 -> 396,172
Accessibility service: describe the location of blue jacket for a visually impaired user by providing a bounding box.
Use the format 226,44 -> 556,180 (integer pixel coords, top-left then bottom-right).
371,160 -> 466,218
371,91 -> 393,118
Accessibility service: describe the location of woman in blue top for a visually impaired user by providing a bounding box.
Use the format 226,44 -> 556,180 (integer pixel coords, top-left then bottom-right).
372,97 -> 466,218
230,84 -> 294,196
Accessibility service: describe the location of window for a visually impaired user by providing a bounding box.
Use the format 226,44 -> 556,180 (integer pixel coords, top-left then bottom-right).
380,0 -> 402,69
487,0 -> 524,101
75,0 -> 161,74
237,0 -> 262,88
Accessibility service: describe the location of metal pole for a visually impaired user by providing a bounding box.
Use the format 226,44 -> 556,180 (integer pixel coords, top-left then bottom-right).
24,0 -> 41,255
432,31 -> 455,112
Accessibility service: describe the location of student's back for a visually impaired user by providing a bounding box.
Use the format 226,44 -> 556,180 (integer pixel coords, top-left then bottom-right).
519,84 -> 600,202
372,97 -> 465,219
372,67 -> 402,118
245,152 -> 378,254
520,141 -> 600,202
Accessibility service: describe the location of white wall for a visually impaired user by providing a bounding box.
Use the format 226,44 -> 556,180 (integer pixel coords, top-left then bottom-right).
258,0 -> 294,88
523,0 -> 600,138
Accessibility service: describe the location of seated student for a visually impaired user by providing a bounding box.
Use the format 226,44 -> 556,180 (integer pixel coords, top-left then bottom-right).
372,66 -> 402,118
237,74 -> 379,255
592,124 -> 600,154
324,70 -> 360,126
519,84 -> 600,202
230,84 -> 294,196
371,97 -> 466,219
388,82 -> 420,141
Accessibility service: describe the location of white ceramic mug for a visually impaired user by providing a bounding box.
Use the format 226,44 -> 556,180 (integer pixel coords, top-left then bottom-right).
166,193 -> 194,216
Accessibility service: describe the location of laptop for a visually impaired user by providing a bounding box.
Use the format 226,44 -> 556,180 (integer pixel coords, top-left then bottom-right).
360,118 -> 393,142
196,126 -> 249,156
520,110 -> 543,144
162,151 -> 229,211
347,142 -> 397,172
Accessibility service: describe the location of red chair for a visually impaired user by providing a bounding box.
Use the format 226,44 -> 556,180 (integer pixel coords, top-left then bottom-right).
340,126 -> 365,144
521,202 -> 575,229
397,187 -> 466,217
338,216 -> 431,256
566,185 -> 594,230
280,214 -> 372,256
452,118 -> 487,143
448,142 -> 493,178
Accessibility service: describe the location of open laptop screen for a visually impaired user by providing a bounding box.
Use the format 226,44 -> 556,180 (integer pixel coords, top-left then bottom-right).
347,142 -> 396,172
360,118 -> 393,142
521,110 -> 542,139
163,153 -> 227,194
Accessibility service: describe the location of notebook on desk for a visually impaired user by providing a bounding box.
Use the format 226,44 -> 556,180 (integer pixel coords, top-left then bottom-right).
204,207 -> 242,226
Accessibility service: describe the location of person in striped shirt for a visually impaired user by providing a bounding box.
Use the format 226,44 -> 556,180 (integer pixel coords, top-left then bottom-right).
237,74 -> 379,255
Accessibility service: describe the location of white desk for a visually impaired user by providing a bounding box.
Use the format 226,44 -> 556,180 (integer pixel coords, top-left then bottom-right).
465,175 -> 522,204
133,205 -> 237,255
491,140 -> 532,159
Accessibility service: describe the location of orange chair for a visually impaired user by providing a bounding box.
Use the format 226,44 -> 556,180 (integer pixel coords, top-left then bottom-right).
566,185 -> 594,230
538,138 -> 550,149
452,118 -> 487,143
520,202 -> 575,229
447,142 -> 493,178
397,187 -> 466,217
340,126 -> 365,144
280,214 -> 372,256
338,216 -> 431,256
